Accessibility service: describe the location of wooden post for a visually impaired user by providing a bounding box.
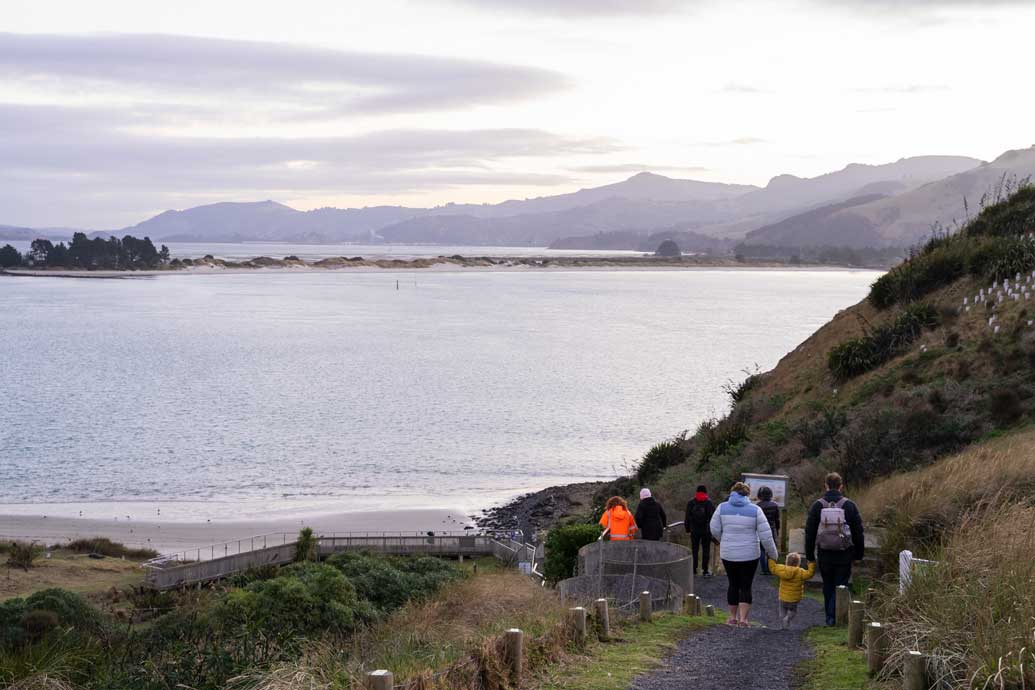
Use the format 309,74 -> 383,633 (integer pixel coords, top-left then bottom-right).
695,596 -> 703,616
366,670 -> 393,690
640,591 -> 652,622
903,650 -> 928,690
847,599 -> 865,649
866,622 -> 889,676
705,604 -> 715,617
683,594 -> 694,615
836,586 -> 850,626
569,607 -> 587,645
505,628 -> 523,683
594,598 -> 610,641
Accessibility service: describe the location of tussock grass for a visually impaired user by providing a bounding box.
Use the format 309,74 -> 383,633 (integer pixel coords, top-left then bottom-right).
874,503 -> 1035,689
61,538 -> 157,560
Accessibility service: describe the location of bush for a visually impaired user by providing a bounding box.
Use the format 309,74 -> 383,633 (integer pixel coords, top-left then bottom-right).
635,440 -> 686,484
696,416 -> 749,466
325,552 -> 460,614
65,537 -> 157,559
542,524 -> 602,584
989,388 -> 1023,426
828,302 -> 939,379
6,542 -> 38,570
294,527 -> 317,563
18,611 -> 59,642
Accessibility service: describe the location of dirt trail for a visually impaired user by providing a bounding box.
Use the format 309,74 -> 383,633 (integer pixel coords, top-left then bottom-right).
629,569 -> 824,690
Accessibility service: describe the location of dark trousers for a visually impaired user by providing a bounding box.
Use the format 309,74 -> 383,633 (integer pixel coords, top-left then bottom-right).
818,558 -> 853,625
759,547 -> 771,575
722,558 -> 758,606
690,533 -> 711,574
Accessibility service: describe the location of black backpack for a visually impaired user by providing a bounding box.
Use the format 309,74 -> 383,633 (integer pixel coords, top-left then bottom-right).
690,500 -> 709,523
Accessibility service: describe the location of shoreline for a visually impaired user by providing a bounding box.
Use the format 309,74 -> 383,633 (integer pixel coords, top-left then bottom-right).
0,254 -> 888,279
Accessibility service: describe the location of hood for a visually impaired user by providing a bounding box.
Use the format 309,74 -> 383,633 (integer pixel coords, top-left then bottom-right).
611,505 -> 630,519
694,491 -> 709,502
639,497 -> 656,506
729,492 -> 751,507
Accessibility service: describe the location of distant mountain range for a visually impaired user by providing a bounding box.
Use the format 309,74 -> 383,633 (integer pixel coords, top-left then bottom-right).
6,149 -> 1035,252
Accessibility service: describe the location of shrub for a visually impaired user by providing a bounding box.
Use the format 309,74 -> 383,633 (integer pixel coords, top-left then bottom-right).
542,524 -> 601,584
6,542 -> 38,570
635,440 -> 686,484
294,527 -> 317,563
326,552 -> 460,615
721,368 -> 763,407
828,303 -> 939,379
18,611 -> 59,642
989,388 -> 1023,426
696,416 -> 749,466
65,537 -> 157,559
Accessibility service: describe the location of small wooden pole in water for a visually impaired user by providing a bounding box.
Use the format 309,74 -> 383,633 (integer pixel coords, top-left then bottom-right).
569,607 -> 587,644
903,650 -> 928,690
705,604 -> 715,617
505,628 -> 523,683
366,670 -> 393,690
866,622 -> 889,676
640,591 -> 652,622
836,586 -> 850,626
847,599 -> 865,649
595,598 -> 610,641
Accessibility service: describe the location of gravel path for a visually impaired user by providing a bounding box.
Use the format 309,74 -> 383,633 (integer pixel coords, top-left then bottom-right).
629,568 -> 824,690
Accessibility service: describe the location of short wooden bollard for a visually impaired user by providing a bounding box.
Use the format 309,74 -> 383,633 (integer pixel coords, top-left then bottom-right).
704,604 -> 715,617
595,598 -> 610,641
835,586 -> 850,626
640,591 -> 652,622
866,622 -> 889,676
694,595 -> 703,616
366,670 -> 393,690
847,599 -> 865,649
569,607 -> 587,644
505,628 -> 523,683
683,594 -> 694,615
903,650 -> 928,690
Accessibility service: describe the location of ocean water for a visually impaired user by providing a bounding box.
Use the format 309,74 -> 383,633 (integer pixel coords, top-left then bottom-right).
0,269 -> 878,520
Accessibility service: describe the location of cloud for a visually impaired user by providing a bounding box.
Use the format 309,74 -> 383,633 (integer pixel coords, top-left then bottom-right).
720,83 -> 767,94
571,163 -> 710,174
449,0 -> 693,16
0,32 -> 568,117
853,84 -> 950,94
699,137 -> 766,147
0,103 -> 621,227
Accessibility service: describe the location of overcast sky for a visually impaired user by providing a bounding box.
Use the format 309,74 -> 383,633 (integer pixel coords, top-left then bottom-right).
3,0 -> 1034,228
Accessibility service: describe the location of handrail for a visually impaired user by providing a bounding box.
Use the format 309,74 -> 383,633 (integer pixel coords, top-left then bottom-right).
665,521 -> 684,530
597,526 -> 611,542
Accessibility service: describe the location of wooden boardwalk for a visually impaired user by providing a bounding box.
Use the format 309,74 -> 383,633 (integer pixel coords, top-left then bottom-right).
143,532 -> 536,590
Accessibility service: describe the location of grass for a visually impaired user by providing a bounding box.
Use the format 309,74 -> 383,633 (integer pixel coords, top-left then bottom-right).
1,550 -> 143,601
535,613 -> 717,690
798,626 -> 875,690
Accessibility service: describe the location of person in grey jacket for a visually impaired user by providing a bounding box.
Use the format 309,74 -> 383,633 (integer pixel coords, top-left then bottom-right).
710,481 -> 778,627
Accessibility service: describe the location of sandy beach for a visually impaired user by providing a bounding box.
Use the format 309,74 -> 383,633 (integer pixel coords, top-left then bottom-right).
0,507 -> 475,556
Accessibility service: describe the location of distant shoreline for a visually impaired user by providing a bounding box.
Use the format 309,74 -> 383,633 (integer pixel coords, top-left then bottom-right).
0,253 -> 885,278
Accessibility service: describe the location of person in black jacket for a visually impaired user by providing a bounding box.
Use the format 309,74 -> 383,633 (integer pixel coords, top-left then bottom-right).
635,488 -> 667,541
756,486 -> 780,575
804,472 -> 865,626
684,484 -> 716,577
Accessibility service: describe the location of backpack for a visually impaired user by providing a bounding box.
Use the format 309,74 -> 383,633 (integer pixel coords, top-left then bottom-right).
816,498 -> 853,551
690,500 -> 709,523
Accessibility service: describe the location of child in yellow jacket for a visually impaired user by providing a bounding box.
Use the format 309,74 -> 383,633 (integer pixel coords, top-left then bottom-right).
768,552 -> 816,629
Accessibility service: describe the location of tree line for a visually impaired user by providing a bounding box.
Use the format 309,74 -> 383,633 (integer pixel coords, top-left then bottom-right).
0,233 -> 171,270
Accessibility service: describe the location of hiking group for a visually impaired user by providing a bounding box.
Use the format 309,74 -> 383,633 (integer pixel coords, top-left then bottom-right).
597,472 -> 864,629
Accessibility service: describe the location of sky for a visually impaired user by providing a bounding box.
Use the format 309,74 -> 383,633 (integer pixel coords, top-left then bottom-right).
2,0 -> 1035,229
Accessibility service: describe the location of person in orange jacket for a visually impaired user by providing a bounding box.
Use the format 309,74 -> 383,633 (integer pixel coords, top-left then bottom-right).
599,496 -> 637,540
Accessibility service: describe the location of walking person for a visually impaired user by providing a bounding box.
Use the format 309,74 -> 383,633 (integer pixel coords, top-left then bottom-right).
598,496 -> 637,541
634,488 -> 667,541
768,552 -> 815,629
804,472 -> 865,626
710,482 -> 778,627
756,486 -> 780,575
684,485 -> 715,577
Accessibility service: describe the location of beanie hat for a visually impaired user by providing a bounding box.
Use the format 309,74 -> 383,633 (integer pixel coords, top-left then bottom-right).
639,488 -> 651,500
696,484 -> 707,493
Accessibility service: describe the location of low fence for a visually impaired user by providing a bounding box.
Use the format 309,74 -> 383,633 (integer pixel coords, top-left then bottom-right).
143,531 -> 541,590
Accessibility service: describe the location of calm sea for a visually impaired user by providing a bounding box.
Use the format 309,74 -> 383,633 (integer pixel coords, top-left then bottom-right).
0,269 -> 878,520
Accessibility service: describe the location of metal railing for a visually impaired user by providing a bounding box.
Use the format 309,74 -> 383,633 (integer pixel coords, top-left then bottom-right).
143,531 -> 295,569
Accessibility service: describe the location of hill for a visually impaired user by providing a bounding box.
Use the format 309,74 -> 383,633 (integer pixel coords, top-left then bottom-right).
593,185 -> 1035,688
737,147 -> 1035,249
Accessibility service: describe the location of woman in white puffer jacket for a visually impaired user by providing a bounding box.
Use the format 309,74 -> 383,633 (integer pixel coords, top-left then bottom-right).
710,481 -> 778,627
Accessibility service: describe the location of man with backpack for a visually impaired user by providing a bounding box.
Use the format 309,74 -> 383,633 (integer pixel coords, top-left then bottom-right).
685,484 -> 716,577
805,472 -> 865,626
756,486 -> 780,575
